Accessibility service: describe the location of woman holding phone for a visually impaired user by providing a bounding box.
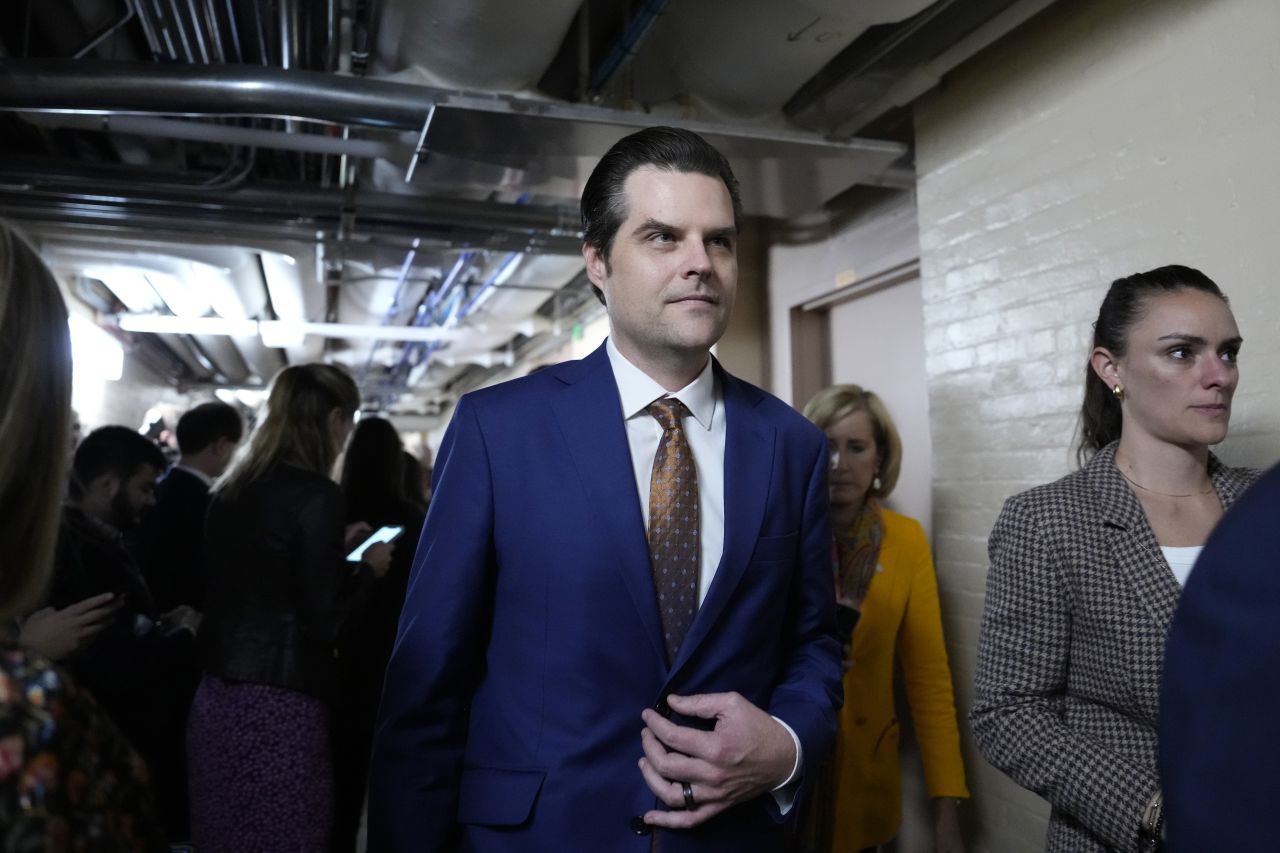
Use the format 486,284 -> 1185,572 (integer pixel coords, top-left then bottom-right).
332,416 -> 426,853
188,364 -> 392,853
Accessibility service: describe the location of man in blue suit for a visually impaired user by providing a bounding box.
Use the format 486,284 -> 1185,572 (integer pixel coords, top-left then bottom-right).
368,126 -> 843,852
1161,462 -> 1280,852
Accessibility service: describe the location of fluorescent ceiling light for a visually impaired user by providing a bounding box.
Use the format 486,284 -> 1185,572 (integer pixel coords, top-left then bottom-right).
258,320 -> 307,349
117,314 -> 259,336
69,314 -> 123,382
146,269 -> 210,318
84,265 -> 162,312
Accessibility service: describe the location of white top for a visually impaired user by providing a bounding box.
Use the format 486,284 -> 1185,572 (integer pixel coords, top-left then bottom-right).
607,338 -> 725,606
1162,545 -> 1204,587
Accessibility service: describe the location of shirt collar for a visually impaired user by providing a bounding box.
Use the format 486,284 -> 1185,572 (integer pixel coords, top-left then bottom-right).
174,463 -> 214,487
606,337 -> 718,431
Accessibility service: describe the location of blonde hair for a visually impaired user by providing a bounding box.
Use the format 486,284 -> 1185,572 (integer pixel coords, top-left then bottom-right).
802,384 -> 903,499
0,223 -> 73,618
217,363 -> 360,496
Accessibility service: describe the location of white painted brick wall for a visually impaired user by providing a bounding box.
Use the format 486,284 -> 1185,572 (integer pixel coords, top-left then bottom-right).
915,0 -> 1280,849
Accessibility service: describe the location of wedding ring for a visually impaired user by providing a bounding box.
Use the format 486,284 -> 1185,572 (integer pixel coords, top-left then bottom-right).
682,781 -> 696,810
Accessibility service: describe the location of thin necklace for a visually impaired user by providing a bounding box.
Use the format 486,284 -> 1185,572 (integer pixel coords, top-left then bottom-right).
1117,468 -> 1214,498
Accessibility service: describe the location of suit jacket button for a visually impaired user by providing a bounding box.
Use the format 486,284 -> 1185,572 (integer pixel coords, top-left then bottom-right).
630,816 -> 652,835
655,698 -> 671,717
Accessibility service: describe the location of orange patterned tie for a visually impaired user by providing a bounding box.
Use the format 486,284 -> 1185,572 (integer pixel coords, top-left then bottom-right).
647,397 -> 699,665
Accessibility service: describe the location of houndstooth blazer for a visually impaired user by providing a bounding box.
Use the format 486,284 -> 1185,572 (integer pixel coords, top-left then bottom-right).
971,441 -> 1258,853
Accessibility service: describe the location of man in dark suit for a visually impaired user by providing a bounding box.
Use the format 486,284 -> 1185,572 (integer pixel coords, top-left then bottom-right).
368,126 -> 843,852
1161,462 -> 1280,852
142,400 -> 242,612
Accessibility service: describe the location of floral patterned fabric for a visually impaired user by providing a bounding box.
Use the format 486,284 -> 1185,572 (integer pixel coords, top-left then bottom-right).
0,643 -> 168,852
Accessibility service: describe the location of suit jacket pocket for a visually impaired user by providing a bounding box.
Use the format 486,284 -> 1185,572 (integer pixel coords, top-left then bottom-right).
752,531 -> 799,563
456,767 -> 546,826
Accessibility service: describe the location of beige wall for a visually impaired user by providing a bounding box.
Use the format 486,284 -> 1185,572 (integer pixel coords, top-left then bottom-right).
914,0 -> 1280,849
715,218 -> 770,389
767,192 -> 922,407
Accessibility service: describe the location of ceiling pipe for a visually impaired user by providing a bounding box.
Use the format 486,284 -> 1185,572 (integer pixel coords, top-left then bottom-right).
0,160 -> 583,251
112,313 -> 548,341
0,58 -> 440,129
0,58 -> 908,153
21,112 -> 401,160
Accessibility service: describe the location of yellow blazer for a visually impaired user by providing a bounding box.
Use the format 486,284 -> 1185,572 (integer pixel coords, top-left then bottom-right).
830,509 -> 969,852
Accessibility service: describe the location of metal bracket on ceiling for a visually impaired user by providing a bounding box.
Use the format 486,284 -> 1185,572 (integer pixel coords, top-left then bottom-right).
404,103 -> 438,184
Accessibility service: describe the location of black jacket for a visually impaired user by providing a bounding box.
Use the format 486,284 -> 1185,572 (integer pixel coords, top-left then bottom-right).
141,465 -> 211,612
201,463 -> 373,701
48,505 -> 200,837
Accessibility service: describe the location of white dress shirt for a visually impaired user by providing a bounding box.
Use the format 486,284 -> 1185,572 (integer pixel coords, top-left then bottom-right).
605,338 -> 802,804
608,338 -> 725,605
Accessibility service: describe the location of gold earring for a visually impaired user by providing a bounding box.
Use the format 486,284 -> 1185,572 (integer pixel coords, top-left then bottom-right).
1112,384 -> 1124,400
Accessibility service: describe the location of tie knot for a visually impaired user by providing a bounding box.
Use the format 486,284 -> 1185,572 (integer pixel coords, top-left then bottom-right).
647,397 -> 691,431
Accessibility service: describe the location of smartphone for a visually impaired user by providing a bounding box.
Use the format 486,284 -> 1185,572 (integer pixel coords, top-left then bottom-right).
346,525 -> 404,562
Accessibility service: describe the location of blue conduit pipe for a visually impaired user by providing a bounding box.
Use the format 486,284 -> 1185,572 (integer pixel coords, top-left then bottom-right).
587,0 -> 671,97
362,237 -> 421,376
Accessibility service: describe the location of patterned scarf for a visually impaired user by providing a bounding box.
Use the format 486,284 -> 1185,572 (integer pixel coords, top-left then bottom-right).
834,497 -> 884,603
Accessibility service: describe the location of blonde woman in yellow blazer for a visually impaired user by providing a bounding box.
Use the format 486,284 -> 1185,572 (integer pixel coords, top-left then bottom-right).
805,386 -> 969,853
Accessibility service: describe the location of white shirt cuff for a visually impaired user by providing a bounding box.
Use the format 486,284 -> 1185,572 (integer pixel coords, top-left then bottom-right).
769,716 -> 803,814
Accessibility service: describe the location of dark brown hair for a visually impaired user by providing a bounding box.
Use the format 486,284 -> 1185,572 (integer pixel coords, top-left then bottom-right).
1077,265 -> 1227,463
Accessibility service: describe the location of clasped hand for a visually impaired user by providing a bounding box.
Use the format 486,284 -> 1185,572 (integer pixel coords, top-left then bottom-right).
637,691 -> 795,829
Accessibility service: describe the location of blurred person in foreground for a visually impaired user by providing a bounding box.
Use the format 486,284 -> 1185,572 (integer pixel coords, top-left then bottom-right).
331,416 -> 426,853
189,363 -> 392,853
1160,459 -> 1279,852
803,385 -> 968,853
972,266 -> 1257,852
0,220 -> 168,848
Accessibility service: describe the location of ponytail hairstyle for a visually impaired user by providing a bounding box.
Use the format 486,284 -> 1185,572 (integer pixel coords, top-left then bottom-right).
0,223 -> 73,618
1077,265 -> 1226,464
217,363 -> 360,496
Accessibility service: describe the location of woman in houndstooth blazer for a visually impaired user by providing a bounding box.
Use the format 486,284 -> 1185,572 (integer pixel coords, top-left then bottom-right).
971,266 -> 1259,853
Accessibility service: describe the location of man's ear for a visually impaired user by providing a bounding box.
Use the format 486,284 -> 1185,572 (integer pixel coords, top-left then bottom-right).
1090,346 -> 1122,388
87,473 -> 120,503
583,242 -> 609,291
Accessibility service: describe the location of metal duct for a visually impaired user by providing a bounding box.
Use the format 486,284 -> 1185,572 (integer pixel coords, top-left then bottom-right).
607,0 -> 935,119
374,0 -> 582,91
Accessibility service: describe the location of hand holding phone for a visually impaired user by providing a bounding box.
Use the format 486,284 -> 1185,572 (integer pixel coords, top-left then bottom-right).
345,522 -> 399,573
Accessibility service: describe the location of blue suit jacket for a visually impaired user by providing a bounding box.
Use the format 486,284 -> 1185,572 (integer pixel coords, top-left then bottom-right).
368,343 -> 842,852
1160,462 -> 1275,852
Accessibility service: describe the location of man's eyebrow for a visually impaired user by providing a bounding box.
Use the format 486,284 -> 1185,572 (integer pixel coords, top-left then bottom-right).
632,218 -> 674,236
630,219 -> 738,239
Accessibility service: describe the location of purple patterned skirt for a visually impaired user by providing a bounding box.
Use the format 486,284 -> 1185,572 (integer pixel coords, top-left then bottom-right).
187,674 -> 333,853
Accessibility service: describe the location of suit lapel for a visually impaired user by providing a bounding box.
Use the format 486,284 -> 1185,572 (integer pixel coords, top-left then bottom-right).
1091,445 -> 1257,633
1088,444 -> 1181,631
549,345 -> 668,666
670,365 -> 775,673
